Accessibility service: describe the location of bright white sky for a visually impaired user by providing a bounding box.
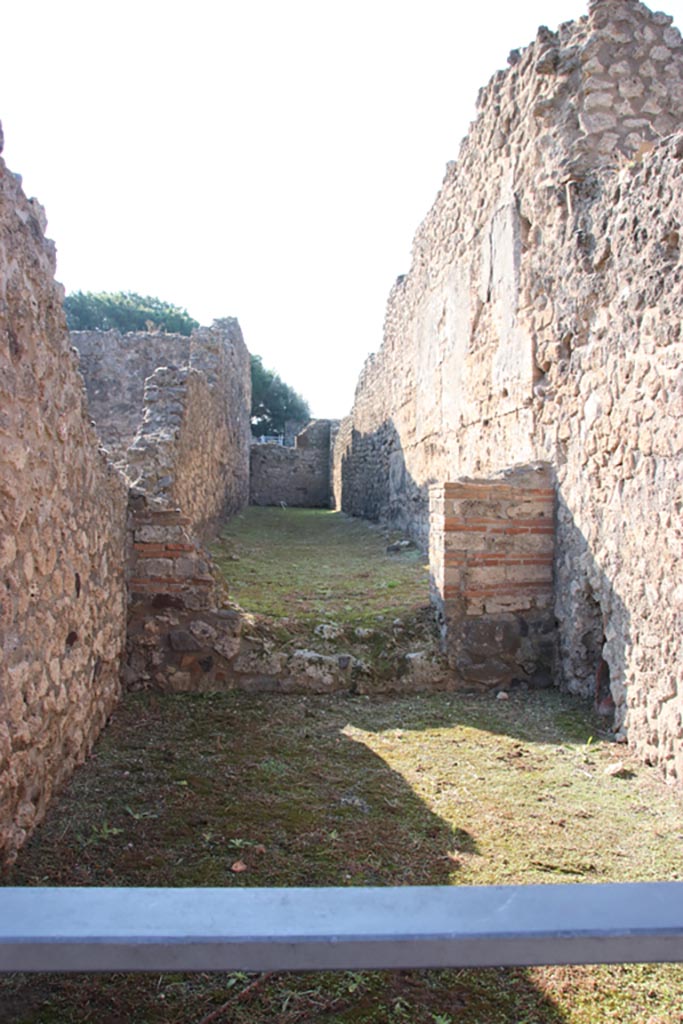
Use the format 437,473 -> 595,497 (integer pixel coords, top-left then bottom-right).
2,0 -> 682,417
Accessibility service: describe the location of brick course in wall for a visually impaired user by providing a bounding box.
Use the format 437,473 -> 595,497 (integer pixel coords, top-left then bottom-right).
124,497 -> 241,693
124,495 -> 361,695
430,466 -> 556,688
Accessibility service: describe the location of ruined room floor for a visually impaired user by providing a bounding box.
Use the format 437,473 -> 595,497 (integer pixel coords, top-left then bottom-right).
2,689 -> 683,1024
212,507 -> 430,626
212,507 -> 444,684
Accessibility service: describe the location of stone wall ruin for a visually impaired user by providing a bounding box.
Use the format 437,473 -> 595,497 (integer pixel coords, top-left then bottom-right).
0,129 -> 128,866
250,419 -> 336,508
0,133 -> 253,863
333,0 -> 683,778
72,324 -> 255,702
70,330 -> 191,467
2,0 -> 683,872
73,320 -> 251,539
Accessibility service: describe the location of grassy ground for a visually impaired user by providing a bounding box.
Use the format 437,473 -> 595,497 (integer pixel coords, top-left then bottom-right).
2,511 -> 682,1021
211,507 -> 442,683
212,508 -> 430,627
2,689 -> 682,1024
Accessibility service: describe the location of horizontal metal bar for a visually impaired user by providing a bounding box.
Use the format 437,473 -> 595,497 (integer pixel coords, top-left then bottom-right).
1,882 -> 683,973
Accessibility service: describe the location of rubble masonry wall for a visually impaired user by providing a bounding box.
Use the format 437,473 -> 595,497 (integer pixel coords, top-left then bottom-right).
0,129 -> 128,865
71,330 -> 191,466
250,420 -> 334,508
124,320 -> 252,539
333,0 -> 683,777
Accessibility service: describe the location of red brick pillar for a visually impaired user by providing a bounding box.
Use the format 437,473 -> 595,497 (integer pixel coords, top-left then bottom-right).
127,506 -> 215,613
429,464 -> 555,689
124,493 -> 244,692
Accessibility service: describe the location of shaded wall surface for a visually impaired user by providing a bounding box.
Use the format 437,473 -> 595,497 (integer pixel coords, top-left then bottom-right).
250,420 -> 335,508
333,0 -> 683,777
0,128 -> 128,865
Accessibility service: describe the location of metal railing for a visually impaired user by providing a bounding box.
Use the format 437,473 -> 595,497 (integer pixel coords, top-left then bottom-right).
252,435 -> 284,445
2,882 -> 683,972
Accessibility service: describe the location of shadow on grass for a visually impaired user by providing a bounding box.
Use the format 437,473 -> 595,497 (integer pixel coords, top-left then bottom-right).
343,687 -> 602,748
0,690 -> 586,1023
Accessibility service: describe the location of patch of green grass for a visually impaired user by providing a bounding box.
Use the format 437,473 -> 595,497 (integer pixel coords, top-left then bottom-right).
2,690 -> 683,1023
211,507 -> 441,681
212,508 -> 430,627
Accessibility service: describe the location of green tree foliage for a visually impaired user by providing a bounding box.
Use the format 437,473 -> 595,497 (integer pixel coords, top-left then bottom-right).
250,354 -> 310,437
64,291 -> 199,336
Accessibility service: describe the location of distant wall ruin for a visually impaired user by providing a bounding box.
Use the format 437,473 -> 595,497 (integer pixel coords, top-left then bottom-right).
73,320 -> 251,539
0,133 -> 128,866
70,330 -> 191,466
72,325 -> 254,697
250,419 -> 336,508
333,0 -> 683,777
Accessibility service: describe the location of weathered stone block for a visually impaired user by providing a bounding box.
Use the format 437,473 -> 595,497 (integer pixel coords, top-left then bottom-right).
135,525 -> 186,544
138,557 -> 174,577
168,630 -> 202,653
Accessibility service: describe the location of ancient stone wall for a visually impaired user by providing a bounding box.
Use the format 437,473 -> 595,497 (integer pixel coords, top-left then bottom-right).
333,0 -> 683,777
250,420 -> 335,508
72,316 -> 253,703
125,320 -> 251,538
124,496 -> 241,692
71,330 -> 191,466
284,418 -> 309,446
0,127 -> 128,865
545,139 -> 683,776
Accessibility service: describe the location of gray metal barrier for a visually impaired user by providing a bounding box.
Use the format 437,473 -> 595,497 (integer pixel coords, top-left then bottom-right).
1,882 -> 683,972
